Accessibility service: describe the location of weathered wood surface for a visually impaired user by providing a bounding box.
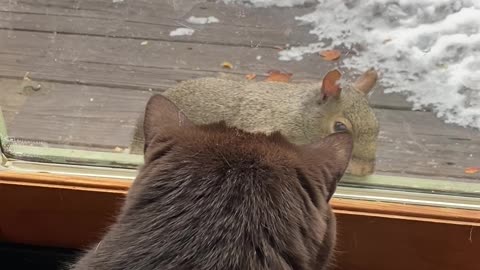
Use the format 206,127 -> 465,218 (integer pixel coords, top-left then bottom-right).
0,0 -> 478,182
0,78 -> 150,150
0,0 -> 317,48
0,29 -> 410,109
375,110 -> 479,181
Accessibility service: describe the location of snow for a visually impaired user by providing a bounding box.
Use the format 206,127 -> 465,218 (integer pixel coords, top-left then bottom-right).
222,0 -> 314,8
229,0 -> 480,129
169,28 -> 195,37
187,16 -> 220,24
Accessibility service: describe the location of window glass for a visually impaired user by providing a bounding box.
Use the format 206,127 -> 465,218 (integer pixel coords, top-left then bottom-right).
1,0 -> 479,201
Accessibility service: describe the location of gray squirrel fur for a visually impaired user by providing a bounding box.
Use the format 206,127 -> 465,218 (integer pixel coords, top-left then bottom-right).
131,68 -> 378,176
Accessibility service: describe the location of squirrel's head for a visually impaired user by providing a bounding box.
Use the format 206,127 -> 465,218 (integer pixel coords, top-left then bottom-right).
314,68 -> 379,176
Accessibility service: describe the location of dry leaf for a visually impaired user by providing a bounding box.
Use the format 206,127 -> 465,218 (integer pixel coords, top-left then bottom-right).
221,61 -> 233,69
265,70 -> 292,82
245,73 -> 257,80
320,50 -> 341,61
464,167 -> 480,174
321,69 -> 342,97
382,38 -> 392,44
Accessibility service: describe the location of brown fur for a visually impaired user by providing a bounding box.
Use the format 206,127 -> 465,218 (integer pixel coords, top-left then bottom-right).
71,95 -> 353,270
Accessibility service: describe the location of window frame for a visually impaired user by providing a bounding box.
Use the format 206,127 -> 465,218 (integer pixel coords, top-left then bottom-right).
1,170 -> 479,270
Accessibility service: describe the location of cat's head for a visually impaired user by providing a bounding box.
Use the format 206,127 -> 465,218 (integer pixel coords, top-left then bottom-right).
141,94 -> 353,202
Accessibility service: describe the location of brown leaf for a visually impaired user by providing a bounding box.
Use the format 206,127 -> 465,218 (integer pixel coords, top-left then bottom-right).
245,73 -> 257,80
265,70 -> 292,82
321,69 -> 342,97
320,50 -> 341,61
464,167 -> 480,174
221,61 -> 233,69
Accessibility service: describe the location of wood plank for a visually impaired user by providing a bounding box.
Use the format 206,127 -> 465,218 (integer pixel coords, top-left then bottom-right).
0,29 -> 412,110
1,171 -> 479,270
0,0 -> 317,48
375,109 -> 480,181
0,79 -> 29,124
333,198 -> 480,224
335,213 -> 479,270
0,78 -> 150,150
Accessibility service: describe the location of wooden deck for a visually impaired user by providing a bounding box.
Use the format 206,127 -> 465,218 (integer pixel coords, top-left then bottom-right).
0,0 -> 479,183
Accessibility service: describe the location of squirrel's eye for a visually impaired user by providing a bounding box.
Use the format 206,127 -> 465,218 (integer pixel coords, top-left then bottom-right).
334,121 -> 348,132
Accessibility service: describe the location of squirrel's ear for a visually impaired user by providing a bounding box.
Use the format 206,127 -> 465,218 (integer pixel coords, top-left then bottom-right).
353,68 -> 378,96
320,69 -> 342,102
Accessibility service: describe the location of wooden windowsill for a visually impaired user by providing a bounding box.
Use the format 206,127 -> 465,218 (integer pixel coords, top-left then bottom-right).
1,170 -> 479,270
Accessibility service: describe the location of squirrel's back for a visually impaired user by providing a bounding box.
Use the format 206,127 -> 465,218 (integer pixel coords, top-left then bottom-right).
163,77 -> 319,137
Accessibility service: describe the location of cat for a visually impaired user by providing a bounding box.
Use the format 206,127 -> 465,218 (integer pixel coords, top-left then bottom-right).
69,94 -> 353,270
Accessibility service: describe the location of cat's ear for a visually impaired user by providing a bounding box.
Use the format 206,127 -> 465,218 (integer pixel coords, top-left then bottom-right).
143,94 -> 193,150
302,132 -> 353,201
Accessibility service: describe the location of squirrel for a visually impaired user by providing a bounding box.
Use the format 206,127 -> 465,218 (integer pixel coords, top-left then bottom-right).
130,68 -> 379,176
